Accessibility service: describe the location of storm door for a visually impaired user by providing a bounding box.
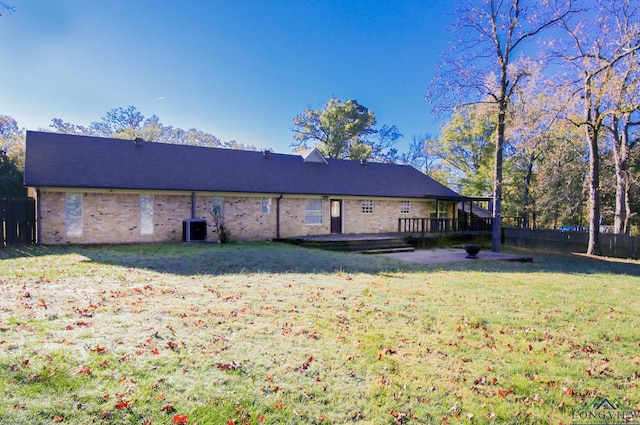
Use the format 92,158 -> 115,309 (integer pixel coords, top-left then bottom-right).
330,199 -> 342,234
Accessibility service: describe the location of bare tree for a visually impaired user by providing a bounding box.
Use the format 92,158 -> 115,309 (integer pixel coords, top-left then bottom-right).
429,0 -> 578,252
0,2 -> 14,16
602,1 -> 640,234
557,0 -> 640,254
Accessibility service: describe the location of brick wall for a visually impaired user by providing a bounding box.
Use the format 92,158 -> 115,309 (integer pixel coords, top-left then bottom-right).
343,199 -> 433,234
36,190 -> 452,244
38,191 -> 192,244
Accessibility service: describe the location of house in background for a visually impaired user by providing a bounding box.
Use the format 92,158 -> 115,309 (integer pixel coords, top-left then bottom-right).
24,131 -> 472,245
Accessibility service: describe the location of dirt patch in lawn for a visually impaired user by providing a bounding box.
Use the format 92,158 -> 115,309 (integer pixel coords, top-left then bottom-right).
381,247 -> 533,264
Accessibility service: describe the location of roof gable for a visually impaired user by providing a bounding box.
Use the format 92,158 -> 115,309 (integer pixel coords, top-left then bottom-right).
24,131 -> 463,200
298,148 -> 328,164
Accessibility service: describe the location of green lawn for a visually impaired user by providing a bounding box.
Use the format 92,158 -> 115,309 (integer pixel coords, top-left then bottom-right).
1,242 -> 639,424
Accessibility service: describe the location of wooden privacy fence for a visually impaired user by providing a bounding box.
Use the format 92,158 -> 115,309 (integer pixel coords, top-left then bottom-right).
1,198 -> 36,246
503,227 -> 639,260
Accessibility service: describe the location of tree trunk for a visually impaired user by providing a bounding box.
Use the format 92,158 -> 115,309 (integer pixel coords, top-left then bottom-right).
586,125 -> 600,256
611,118 -> 630,235
491,100 -> 507,253
521,151 -> 536,228
624,179 -> 632,234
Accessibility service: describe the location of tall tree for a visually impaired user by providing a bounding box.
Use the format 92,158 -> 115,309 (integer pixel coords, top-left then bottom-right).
50,106 -> 240,149
292,98 -> 386,160
532,127 -> 588,228
600,0 -> 640,234
438,104 -> 496,196
0,116 -> 26,197
429,0 -> 578,252
557,0 -> 640,254
400,134 -> 443,175
506,62 -> 566,227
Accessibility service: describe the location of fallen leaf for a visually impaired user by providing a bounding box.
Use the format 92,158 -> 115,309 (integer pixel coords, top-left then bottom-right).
215,361 -> 241,371
115,400 -> 130,409
498,388 -> 513,398
173,414 -> 188,424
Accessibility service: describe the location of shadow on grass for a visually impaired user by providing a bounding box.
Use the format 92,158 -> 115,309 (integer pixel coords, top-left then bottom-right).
2,242 -> 639,276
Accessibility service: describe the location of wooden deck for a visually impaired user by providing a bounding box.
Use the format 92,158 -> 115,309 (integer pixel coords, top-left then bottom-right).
274,233 -> 415,254
275,231 -> 491,253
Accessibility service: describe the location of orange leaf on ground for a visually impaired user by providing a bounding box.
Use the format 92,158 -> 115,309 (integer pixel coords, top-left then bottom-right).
498,388 -> 513,398
173,414 -> 188,424
115,400 -> 130,409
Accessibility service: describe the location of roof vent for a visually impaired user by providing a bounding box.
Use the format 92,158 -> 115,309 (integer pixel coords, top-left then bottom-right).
263,150 -> 271,158
360,158 -> 367,166
134,137 -> 145,147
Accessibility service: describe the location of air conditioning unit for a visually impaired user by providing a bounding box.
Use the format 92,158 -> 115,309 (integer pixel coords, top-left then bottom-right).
183,218 -> 207,242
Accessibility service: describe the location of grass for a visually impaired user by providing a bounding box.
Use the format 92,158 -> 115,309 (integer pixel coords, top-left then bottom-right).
1,242 -> 639,424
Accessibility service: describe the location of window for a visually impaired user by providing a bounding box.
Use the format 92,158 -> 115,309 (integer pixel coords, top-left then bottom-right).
361,200 -> 373,214
430,201 -> 448,218
65,192 -> 83,236
400,200 -> 411,214
261,197 -> 272,214
212,197 -> 224,215
140,195 -> 154,235
305,199 -> 323,224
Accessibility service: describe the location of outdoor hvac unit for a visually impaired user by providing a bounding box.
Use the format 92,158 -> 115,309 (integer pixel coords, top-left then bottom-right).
183,218 -> 207,242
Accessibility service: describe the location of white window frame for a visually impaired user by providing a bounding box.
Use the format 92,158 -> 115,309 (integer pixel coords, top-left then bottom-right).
261,197 -> 272,214
65,192 -> 83,237
305,199 -> 323,225
140,195 -> 154,235
430,201 -> 448,218
212,197 -> 224,216
400,200 -> 411,214
361,200 -> 374,214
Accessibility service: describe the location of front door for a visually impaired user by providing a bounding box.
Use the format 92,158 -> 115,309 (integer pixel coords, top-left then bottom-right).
330,199 -> 342,234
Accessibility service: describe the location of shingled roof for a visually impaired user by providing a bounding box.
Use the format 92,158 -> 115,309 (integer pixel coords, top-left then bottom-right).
24,131 -> 464,200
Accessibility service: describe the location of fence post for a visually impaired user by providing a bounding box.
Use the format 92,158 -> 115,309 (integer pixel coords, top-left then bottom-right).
530,227 -> 534,248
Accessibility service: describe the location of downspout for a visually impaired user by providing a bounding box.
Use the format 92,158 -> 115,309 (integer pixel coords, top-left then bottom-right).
35,187 -> 41,245
276,194 -> 283,239
191,192 -> 196,218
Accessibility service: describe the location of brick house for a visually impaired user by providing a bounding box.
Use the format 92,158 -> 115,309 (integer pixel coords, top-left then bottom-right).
24,131 -> 466,244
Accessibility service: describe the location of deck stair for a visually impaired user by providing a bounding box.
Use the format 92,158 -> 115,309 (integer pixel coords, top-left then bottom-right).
277,234 -> 415,254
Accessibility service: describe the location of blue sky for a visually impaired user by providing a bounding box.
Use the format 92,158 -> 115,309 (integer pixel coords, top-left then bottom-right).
1,0 -> 454,153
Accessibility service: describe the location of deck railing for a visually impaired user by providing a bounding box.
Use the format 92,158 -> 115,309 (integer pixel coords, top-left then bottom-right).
398,217 -> 493,235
